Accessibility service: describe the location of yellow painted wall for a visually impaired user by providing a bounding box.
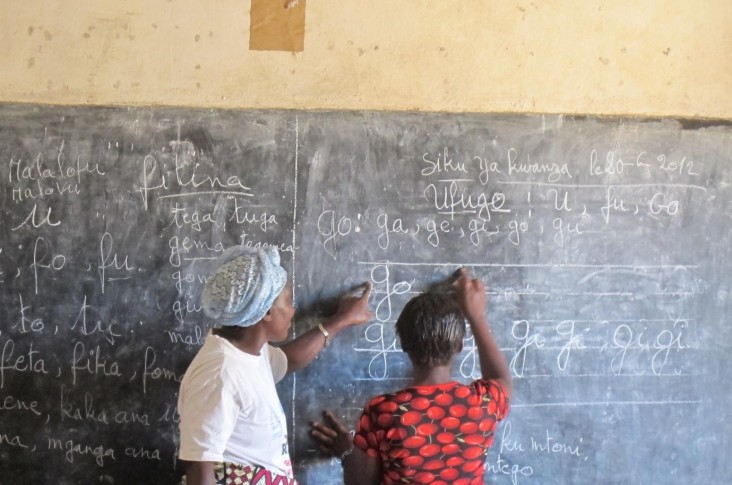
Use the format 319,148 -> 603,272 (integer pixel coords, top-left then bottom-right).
1,0 -> 730,119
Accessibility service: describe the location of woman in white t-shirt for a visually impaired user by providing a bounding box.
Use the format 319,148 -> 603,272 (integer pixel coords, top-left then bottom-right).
178,246 -> 372,485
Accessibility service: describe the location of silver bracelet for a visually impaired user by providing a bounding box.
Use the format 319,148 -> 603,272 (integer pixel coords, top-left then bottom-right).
338,430 -> 356,464
339,447 -> 354,464
317,322 -> 330,347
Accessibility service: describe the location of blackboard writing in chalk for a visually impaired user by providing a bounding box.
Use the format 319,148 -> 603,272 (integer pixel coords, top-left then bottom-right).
0,105 -> 730,485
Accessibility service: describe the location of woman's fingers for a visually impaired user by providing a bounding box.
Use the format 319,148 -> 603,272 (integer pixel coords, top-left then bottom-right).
311,431 -> 328,444
311,422 -> 338,439
323,410 -> 350,434
311,410 -> 355,458
359,282 -> 372,301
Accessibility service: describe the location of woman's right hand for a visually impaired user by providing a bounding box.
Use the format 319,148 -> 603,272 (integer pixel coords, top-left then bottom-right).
332,283 -> 373,327
453,268 -> 487,324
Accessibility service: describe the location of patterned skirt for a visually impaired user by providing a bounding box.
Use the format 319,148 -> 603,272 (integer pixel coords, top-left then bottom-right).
182,462 -> 297,485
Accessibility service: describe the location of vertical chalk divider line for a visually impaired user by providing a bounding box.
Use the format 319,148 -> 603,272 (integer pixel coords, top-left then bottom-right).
291,115 -> 299,457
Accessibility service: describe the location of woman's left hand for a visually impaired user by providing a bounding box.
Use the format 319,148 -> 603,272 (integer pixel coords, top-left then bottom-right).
309,410 -> 353,458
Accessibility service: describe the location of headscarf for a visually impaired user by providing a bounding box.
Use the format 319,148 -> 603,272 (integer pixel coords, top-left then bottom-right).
201,246 -> 288,327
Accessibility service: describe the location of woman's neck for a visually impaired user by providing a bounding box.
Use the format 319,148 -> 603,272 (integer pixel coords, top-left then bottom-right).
213,325 -> 265,355
410,364 -> 454,387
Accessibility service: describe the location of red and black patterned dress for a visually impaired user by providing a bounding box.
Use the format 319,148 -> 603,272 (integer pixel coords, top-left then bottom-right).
353,379 -> 509,485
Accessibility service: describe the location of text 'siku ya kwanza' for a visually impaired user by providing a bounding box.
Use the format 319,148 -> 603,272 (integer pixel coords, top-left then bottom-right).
420,146 -> 701,183
420,147 -> 572,183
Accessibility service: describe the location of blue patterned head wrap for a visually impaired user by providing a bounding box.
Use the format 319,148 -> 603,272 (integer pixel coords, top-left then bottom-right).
201,246 -> 288,327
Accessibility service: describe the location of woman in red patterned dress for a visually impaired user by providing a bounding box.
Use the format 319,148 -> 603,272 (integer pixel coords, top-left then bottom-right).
311,268 -> 513,485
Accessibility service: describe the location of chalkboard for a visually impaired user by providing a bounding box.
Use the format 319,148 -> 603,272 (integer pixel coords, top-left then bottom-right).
0,105 -> 730,485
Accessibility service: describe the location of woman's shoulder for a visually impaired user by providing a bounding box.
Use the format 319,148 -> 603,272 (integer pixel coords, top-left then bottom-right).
361,386 -> 408,411
469,377 -> 509,395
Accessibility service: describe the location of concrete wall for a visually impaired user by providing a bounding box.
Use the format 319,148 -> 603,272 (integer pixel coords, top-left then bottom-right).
1,0 -> 730,118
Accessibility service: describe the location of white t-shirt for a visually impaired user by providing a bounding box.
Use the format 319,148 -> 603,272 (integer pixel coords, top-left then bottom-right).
178,332 -> 292,478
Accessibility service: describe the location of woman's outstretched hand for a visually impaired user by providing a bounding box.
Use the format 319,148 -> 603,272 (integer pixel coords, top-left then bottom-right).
333,283 -> 373,327
310,410 -> 353,458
